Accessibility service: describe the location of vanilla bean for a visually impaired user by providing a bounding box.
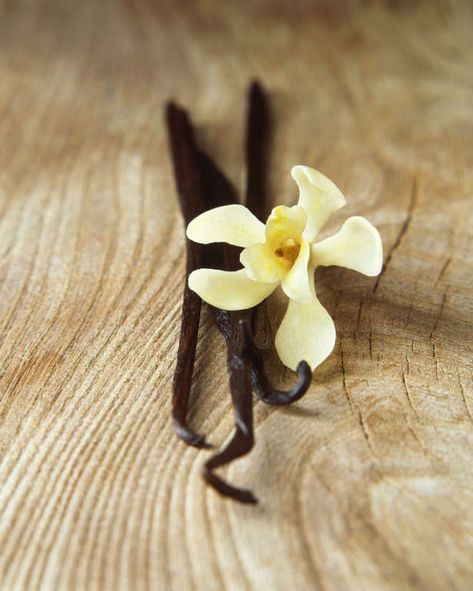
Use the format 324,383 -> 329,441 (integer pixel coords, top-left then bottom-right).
198,151 -> 257,503
244,83 -> 313,405
198,99 -> 310,502
168,113 -> 258,501
166,103 -> 208,448
245,81 -> 269,221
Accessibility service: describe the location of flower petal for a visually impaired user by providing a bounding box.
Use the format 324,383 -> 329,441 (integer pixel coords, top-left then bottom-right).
311,216 -> 383,276
291,165 -> 346,242
265,205 -> 306,248
186,204 -> 266,247
188,268 -> 277,311
275,288 -> 336,371
240,243 -> 287,283
281,240 -> 312,303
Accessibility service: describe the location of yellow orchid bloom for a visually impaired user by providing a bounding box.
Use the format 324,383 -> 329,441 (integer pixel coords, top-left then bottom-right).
186,165 -> 383,372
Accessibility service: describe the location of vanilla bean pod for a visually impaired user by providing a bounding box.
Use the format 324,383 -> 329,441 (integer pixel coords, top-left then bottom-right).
197,151 -> 257,502
166,103 -> 208,447
167,107 -> 257,500
244,82 -> 313,406
199,84 -> 311,502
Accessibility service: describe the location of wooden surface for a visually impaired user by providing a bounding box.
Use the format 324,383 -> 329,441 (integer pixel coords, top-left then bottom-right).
1,1 -> 472,589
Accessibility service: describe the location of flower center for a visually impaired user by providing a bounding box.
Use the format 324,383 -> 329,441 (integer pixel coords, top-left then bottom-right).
274,238 -> 300,265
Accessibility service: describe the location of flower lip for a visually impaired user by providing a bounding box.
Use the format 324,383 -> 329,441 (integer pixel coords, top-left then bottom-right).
265,204 -> 306,269
273,238 -> 300,265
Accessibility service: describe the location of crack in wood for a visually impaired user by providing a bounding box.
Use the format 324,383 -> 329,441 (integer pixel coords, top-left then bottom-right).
340,343 -> 354,413
402,368 -> 420,422
368,323 -> 373,361
354,299 -> 364,339
340,341 -> 375,452
435,255 -> 452,287
357,409 -> 375,453
373,174 -> 419,293
431,288 -> 449,336
457,371 -> 473,424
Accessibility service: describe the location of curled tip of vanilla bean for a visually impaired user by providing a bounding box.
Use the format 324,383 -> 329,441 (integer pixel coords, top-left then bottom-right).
202,320 -> 257,504
251,359 -> 313,406
238,319 -> 313,405
202,461 -> 257,505
172,421 -> 208,448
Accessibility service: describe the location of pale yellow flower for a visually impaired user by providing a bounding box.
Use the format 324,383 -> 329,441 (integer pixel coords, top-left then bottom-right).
187,165 -> 383,371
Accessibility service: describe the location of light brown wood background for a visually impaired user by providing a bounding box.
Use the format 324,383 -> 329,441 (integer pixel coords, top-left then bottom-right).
1,0 -> 472,589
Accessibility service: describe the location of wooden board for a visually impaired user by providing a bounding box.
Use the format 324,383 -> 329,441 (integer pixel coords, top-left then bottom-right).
1,0 -> 472,589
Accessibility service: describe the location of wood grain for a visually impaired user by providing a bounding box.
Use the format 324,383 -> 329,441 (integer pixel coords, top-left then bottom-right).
1,0 -> 473,589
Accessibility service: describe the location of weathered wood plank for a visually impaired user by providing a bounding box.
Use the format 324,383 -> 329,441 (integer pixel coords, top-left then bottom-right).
0,0 -> 472,589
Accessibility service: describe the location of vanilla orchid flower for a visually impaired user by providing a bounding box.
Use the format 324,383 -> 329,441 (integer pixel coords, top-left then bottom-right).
186,165 -> 383,372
